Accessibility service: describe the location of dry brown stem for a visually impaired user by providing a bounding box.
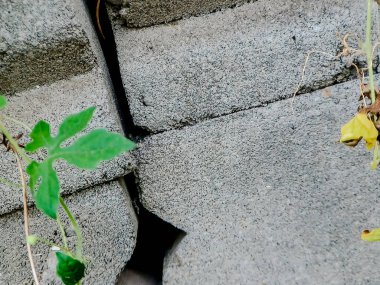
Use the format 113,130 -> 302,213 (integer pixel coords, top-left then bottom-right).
15,152 -> 40,285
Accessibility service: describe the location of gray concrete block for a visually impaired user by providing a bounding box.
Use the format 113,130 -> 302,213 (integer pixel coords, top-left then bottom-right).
0,180 -> 137,285
107,0 -> 255,27
113,0 -> 371,132
0,0 -> 96,93
136,78 -> 380,284
0,68 -> 136,216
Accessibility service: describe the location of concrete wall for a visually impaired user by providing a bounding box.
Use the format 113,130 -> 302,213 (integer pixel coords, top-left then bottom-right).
0,0 -> 137,283
109,0 -> 380,284
1,0 -> 380,284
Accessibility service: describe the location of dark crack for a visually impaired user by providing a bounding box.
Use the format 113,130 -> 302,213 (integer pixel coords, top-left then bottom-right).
83,0 -> 149,141
82,2 -> 186,284
117,173 -> 186,285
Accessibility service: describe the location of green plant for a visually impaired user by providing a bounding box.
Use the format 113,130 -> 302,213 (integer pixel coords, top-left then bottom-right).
294,0 -> 380,242
336,0 -> 380,241
0,95 -> 136,284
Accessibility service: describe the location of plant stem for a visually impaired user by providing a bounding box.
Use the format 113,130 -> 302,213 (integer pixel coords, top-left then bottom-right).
96,0 -> 105,39
0,115 -> 32,132
0,121 -> 31,164
0,177 -> 22,188
32,236 -> 71,255
15,153 -> 40,285
59,197 -> 83,260
366,0 -> 376,103
57,213 -> 68,249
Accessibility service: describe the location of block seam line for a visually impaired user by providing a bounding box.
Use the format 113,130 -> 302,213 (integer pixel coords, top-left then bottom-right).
88,1 -> 379,136
106,0 -> 258,29
138,69 -> 379,136
82,2 -> 187,284
0,176 -> 130,219
83,0 -> 149,140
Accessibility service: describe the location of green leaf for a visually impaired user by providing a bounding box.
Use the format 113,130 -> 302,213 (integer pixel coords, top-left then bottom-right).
25,107 -> 94,152
25,107 -> 136,220
26,161 -> 60,219
56,252 -> 85,285
55,107 -> 95,145
25,121 -> 52,152
26,161 -> 39,192
0,96 -> 7,109
55,129 -> 136,169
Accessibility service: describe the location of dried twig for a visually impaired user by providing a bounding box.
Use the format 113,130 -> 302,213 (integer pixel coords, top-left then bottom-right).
15,152 -> 40,285
291,50 -> 339,113
96,0 -> 105,39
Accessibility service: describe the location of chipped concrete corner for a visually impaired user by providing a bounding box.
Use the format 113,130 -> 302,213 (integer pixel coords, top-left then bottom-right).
0,0 -> 96,94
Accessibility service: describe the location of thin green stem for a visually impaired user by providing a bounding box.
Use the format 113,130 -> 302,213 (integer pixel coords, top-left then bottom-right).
57,213 -> 68,249
32,236 -> 71,254
0,177 -> 22,188
0,115 -> 32,132
372,141 -> 380,169
0,121 -> 31,164
366,0 -> 376,103
59,197 -> 83,260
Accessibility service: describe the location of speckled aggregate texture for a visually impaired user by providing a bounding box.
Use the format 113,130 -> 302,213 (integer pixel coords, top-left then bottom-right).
107,0 -> 256,27
0,0 -> 95,93
136,78 -> 380,284
0,180 -> 137,285
0,68 -> 136,216
112,0 -> 372,132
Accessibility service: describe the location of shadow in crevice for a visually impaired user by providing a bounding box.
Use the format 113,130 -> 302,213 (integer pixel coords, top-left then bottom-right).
117,173 -> 186,285
83,0 -> 149,139
82,2 -> 186,284
117,207 -> 186,285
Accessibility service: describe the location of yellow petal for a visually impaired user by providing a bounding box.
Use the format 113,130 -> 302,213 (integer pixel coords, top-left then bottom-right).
340,113 -> 378,150
361,228 -> 380,242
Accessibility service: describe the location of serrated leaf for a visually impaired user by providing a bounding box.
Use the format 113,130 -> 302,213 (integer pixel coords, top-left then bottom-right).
56,252 -> 85,285
55,107 -> 95,146
55,129 -> 136,169
26,161 -> 59,219
25,121 -> 52,152
25,108 -> 94,153
0,96 -> 7,110
26,107 -> 136,220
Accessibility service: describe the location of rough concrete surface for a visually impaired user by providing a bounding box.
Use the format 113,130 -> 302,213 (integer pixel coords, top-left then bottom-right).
107,0 -> 256,27
136,77 -> 380,284
0,0 -> 96,93
113,0 -> 372,132
0,68 -> 136,216
0,180 -> 137,285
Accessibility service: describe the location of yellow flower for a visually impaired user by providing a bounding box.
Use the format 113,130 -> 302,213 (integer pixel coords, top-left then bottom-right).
361,228 -> 380,242
340,113 -> 378,150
